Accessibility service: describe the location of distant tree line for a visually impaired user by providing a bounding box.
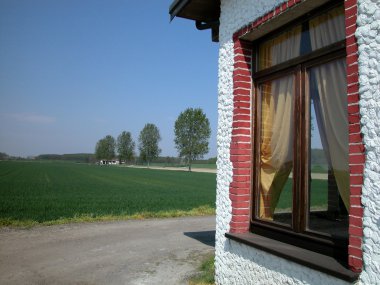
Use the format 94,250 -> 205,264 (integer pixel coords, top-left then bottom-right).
37,153 -> 96,163
310,148 -> 328,165
1,108 -> 214,168
94,108 -> 212,170
0,152 -> 30,161
0,152 -> 9,160
32,153 -> 215,165
4,103 -> 328,171
95,123 -> 162,166
151,156 -> 216,166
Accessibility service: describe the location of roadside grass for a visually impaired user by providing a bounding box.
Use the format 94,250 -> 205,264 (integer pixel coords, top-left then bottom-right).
0,161 -> 216,227
188,253 -> 215,285
0,205 -> 215,228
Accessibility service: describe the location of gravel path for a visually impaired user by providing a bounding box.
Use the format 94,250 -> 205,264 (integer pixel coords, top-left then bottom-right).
127,166 -> 328,179
0,216 -> 215,285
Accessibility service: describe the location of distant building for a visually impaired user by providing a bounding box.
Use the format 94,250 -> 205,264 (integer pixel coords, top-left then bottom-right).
170,0 -> 379,284
99,159 -> 119,165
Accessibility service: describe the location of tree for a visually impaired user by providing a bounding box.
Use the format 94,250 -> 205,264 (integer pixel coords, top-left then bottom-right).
138,123 -> 161,167
117,131 -> 135,163
95,135 -> 116,161
174,108 -> 211,171
0,152 -> 9,160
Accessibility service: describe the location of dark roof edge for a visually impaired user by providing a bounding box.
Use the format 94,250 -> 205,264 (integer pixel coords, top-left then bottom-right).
169,0 -> 192,21
169,0 -> 220,42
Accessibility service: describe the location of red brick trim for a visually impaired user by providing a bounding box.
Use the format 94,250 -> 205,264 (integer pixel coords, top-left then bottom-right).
229,38 -> 253,234
344,0 -> 363,273
229,0 -> 364,272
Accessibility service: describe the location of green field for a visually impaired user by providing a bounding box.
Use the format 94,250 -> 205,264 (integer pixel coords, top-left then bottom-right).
0,160 -> 328,227
275,178 -> 328,211
148,162 -> 216,169
0,161 -> 216,226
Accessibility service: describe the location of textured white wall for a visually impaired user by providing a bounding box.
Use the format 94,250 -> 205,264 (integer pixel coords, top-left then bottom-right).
215,0 -> 376,284
356,0 -> 380,284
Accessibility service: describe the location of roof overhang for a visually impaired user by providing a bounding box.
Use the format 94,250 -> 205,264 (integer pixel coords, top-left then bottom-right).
240,0 -> 333,41
169,0 -> 220,42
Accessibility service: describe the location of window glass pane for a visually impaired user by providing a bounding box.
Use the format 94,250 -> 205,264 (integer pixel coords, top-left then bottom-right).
308,58 -> 348,237
258,74 -> 294,225
258,25 -> 302,70
309,6 -> 345,51
258,5 -> 344,71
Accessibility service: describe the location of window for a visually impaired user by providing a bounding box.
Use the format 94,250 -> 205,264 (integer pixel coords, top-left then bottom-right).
251,4 -> 349,261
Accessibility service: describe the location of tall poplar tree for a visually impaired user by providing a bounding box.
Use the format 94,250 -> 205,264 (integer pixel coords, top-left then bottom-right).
117,131 -> 135,163
138,123 -> 161,167
95,135 -> 116,161
174,108 -> 211,171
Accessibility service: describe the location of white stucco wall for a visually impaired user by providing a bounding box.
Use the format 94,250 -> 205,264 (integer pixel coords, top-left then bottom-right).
215,0 -> 378,284
356,1 -> 380,284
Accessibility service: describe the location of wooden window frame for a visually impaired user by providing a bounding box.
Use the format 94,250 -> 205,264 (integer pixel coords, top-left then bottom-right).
250,2 -> 349,263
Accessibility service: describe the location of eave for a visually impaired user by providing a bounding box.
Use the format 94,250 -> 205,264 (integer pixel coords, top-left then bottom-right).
169,0 -> 220,42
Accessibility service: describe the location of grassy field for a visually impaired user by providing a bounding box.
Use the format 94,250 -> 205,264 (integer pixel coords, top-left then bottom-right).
190,163 -> 217,169
0,161 -> 216,227
0,160 -> 328,227
147,162 -> 216,169
275,178 -> 328,211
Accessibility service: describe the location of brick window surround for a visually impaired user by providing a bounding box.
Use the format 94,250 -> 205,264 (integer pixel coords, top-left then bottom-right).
229,0 -> 363,273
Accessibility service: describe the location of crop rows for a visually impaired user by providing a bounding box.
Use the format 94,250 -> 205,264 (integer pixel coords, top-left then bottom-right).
0,161 -> 216,225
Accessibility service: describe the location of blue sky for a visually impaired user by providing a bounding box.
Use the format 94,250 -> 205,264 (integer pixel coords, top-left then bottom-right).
0,0 -> 219,158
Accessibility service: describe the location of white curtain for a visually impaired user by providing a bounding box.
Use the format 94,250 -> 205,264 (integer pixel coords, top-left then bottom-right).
259,26 -> 302,70
270,78 -> 295,169
259,26 -> 301,219
309,6 -> 345,49
309,6 -> 349,210
260,76 -> 295,219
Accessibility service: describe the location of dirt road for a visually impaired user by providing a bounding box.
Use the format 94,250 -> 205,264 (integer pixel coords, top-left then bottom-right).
127,166 -> 328,179
0,216 -> 215,285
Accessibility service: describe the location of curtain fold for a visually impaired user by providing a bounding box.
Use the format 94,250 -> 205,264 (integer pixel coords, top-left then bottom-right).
257,6 -> 347,219
258,26 -> 301,220
309,60 -> 349,210
259,76 -> 296,220
309,6 -> 345,49
309,6 -> 349,210
259,26 -> 302,70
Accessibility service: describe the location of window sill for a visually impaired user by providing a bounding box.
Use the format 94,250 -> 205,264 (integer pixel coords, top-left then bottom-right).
225,232 -> 358,282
